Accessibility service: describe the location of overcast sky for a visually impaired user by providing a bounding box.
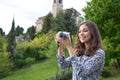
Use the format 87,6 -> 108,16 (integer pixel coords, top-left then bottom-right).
0,0 -> 87,34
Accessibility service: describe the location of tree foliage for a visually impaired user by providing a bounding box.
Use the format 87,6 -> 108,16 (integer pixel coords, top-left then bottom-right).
63,8 -> 77,35
83,0 -> 120,68
7,18 -> 16,59
52,11 -> 65,31
14,31 -> 55,68
0,28 -> 5,37
0,36 -> 13,78
15,25 -> 24,36
26,25 -> 36,40
52,8 -> 78,35
83,0 -> 120,38
42,12 -> 53,34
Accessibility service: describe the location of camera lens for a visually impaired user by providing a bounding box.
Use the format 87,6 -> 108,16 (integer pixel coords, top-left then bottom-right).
58,31 -> 70,39
59,32 -> 66,39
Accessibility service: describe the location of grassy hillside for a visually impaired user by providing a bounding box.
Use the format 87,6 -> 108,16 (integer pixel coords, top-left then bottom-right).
1,57 -> 120,80
1,57 -> 58,80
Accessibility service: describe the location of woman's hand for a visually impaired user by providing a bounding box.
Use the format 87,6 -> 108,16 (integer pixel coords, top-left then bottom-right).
55,32 -> 64,57
55,32 -> 72,48
55,32 -> 63,47
55,32 -> 74,57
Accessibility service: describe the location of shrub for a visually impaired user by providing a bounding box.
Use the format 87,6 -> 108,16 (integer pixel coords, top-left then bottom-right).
14,32 -> 54,68
0,36 -> 13,78
101,67 -> 112,78
14,59 -> 25,68
0,52 -> 13,78
25,57 -> 35,66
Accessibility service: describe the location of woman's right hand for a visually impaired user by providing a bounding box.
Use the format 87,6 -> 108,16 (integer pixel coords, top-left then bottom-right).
55,32 -> 73,57
55,32 -> 63,47
55,31 -> 72,48
55,32 -> 64,57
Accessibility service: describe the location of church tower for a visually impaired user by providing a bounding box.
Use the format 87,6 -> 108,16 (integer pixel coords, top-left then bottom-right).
52,0 -> 63,17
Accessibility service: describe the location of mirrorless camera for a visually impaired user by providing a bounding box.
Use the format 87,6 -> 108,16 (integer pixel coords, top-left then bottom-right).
59,31 -> 70,39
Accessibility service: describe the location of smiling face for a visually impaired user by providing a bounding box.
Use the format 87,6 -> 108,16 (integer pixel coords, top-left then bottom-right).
78,24 -> 92,44
75,21 -> 102,56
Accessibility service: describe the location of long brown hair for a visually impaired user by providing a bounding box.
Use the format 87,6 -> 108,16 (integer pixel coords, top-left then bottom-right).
75,21 -> 102,56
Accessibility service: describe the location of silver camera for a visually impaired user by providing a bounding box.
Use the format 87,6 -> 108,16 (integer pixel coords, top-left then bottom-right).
59,31 -> 70,39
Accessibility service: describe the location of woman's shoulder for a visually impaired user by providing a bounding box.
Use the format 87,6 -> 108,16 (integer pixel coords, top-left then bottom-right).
95,49 -> 105,57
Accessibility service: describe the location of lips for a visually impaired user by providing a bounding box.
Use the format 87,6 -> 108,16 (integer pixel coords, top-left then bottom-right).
80,37 -> 84,40
80,36 -> 85,40
79,36 -> 86,42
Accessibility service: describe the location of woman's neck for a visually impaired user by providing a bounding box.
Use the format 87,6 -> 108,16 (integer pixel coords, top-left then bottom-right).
85,43 -> 90,49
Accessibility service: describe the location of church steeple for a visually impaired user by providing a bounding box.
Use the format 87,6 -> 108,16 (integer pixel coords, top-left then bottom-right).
52,0 -> 63,17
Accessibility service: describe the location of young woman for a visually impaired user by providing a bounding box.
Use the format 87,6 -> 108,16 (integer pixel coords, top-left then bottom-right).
55,21 -> 105,80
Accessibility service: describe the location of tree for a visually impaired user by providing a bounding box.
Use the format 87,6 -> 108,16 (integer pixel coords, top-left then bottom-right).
83,0 -> 120,68
83,0 -> 120,38
15,25 -> 24,36
52,11 -> 65,31
41,12 -> 53,34
26,25 -> 36,40
63,8 -> 78,35
0,28 -> 5,37
0,36 -> 13,78
52,8 -> 78,35
7,18 -> 16,60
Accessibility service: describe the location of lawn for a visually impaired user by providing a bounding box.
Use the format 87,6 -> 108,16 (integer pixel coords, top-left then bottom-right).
1,57 -> 58,80
1,57 -> 120,80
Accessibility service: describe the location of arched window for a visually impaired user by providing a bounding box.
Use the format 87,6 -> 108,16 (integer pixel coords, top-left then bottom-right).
54,0 -> 56,3
59,0 -> 62,3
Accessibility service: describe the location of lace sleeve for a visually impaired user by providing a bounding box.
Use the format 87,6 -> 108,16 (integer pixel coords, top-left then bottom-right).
56,54 -> 73,69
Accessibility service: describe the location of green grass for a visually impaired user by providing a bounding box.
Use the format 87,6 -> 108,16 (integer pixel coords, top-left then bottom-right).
1,57 -> 120,80
1,57 -> 58,80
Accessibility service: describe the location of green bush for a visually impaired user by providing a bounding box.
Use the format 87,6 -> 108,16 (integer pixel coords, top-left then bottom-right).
0,36 -> 13,78
25,57 -> 35,66
101,67 -> 112,78
14,32 -> 55,68
14,59 -> 25,68
0,52 -> 13,78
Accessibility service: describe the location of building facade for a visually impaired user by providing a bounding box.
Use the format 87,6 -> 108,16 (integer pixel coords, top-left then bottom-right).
35,0 -> 81,32
52,0 -> 63,17
35,16 -> 45,32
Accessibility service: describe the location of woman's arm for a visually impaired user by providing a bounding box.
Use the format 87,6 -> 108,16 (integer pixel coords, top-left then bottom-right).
56,42 -> 73,69
55,32 -> 74,68
56,55 -> 72,69
55,32 -> 74,57
66,46 -> 74,57
57,45 -> 63,57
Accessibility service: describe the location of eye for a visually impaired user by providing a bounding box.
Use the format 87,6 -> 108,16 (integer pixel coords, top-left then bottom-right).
83,29 -> 89,32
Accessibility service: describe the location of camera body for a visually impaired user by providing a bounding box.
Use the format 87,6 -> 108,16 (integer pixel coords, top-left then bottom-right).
59,31 -> 70,39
